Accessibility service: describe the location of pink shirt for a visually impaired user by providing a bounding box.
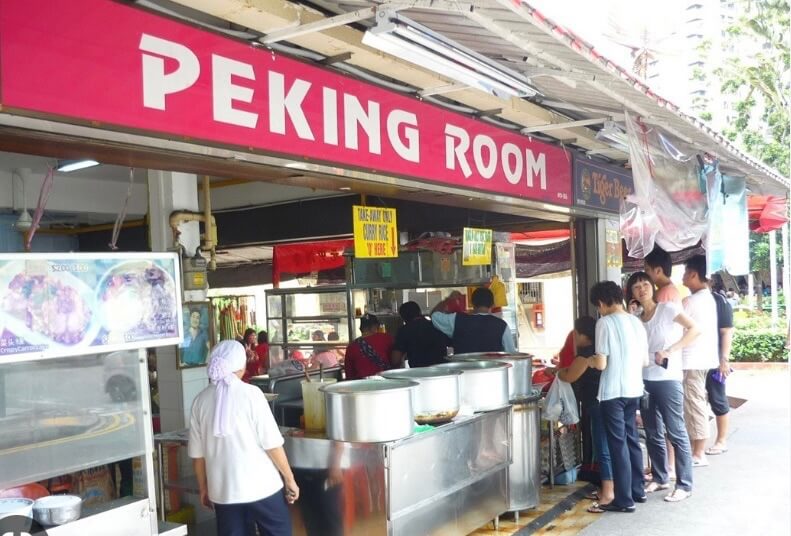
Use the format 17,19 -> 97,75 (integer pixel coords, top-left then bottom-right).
656,284 -> 682,304
312,350 -> 339,368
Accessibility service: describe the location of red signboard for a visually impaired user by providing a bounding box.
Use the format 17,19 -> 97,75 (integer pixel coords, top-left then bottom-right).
0,0 -> 572,205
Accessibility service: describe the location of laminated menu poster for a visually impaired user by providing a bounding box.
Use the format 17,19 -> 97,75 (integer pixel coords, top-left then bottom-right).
0,253 -> 183,361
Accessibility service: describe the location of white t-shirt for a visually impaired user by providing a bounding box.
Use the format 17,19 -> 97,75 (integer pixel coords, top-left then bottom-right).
188,382 -> 284,504
682,289 -> 719,370
595,312 -> 648,401
641,302 -> 684,382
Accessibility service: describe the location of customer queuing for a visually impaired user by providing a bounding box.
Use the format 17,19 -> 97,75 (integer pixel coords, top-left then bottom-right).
627,272 -> 699,502
681,255 -> 720,466
706,282 -> 735,456
555,316 -> 612,506
587,281 -> 649,513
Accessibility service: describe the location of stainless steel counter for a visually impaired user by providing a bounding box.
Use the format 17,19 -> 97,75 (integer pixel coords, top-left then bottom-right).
283,406 -> 511,536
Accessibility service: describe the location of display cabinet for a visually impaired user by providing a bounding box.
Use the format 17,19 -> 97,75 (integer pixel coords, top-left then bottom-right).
0,350 -> 183,535
265,287 -> 354,364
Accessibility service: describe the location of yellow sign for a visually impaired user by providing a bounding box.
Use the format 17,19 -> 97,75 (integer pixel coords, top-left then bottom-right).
353,205 -> 398,258
462,227 -> 493,266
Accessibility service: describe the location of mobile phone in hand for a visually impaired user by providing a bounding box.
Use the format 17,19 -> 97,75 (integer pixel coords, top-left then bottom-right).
660,358 -> 668,369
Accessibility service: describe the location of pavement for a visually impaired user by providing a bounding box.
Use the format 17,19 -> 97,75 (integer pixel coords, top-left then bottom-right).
577,366 -> 791,536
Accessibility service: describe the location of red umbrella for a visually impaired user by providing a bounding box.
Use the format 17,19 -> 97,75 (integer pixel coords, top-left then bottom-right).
748,195 -> 788,233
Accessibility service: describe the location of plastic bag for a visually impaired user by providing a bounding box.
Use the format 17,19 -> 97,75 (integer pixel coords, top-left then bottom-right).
542,378 -> 579,425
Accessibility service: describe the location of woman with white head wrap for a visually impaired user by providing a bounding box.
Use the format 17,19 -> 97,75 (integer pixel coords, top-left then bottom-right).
189,340 -> 299,536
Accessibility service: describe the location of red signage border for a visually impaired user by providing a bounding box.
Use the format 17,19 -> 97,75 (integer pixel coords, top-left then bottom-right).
0,0 -> 572,205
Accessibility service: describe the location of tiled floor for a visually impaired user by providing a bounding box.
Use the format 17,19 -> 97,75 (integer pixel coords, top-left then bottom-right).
471,482 -> 602,536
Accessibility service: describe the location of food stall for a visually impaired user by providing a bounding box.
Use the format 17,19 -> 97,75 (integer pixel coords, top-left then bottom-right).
265,239 -> 519,364
0,253 -> 186,536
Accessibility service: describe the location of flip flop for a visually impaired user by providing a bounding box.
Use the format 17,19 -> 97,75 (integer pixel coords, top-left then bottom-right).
587,502 -> 636,514
692,458 -> 710,467
705,446 -> 728,455
664,489 -> 692,502
645,482 -> 671,493
585,491 -> 600,501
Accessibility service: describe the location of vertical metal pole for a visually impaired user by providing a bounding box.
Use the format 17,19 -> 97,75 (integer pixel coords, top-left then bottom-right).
769,230 -> 778,328
782,223 -> 789,322
748,273 -> 755,311
569,219 -> 578,322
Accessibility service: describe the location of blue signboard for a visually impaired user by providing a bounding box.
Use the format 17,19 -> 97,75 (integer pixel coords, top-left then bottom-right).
0,253 -> 183,361
573,154 -> 634,213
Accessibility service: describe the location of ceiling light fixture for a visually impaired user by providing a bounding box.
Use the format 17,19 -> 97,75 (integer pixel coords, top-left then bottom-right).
363,10 -> 540,100
56,159 -> 100,173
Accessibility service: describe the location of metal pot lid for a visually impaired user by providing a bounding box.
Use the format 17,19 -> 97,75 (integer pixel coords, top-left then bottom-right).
452,352 -> 534,361
320,378 -> 419,394
436,360 -> 512,372
381,367 -> 463,380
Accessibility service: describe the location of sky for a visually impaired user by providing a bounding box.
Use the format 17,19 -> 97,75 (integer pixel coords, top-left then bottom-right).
527,0 -> 687,74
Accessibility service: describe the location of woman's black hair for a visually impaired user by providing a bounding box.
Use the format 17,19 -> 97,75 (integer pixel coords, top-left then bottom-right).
398,301 -> 422,322
625,271 -> 655,304
589,281 -> 624,308
574,316 -> 596,343
257,330 -> 268,344
243,328 -> 256,341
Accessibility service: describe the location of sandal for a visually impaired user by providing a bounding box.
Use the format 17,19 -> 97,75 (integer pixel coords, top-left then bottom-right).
664,489 -> 692,502
585,490 -> 600,501
587,502 -> 636,514
645,482 -> 671,493
705,446 -> 728,455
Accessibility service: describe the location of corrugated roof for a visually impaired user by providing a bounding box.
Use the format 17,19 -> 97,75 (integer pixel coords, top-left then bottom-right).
305,0 -> 788,195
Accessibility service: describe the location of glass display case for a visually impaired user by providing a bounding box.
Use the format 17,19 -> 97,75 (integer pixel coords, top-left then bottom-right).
0,349 -> 165,535
266,287 -> 354,365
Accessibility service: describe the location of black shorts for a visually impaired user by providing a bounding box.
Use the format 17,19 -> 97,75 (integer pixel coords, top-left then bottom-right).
706,369 -> 730,416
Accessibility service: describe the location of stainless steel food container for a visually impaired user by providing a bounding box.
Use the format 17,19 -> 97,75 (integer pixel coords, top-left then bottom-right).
452,352 -> 533,400
33,495 -> 82,526
380,367 -> 462,424
320,379 -> 419,442
435,360 -> 511,411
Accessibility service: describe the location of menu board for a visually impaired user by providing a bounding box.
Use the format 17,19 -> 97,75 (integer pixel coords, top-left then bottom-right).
0,253 -> 183,361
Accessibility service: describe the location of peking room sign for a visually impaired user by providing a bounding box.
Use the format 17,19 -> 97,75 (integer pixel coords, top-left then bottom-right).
0,0 -> 572,207
572,154 -> 634,214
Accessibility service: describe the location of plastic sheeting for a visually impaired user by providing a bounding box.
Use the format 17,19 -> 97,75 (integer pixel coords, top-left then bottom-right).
721,176 -> 750,275
620,112 -> 722,258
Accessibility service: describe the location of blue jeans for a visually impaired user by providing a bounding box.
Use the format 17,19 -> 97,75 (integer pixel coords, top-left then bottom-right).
643,380 -> 694,491
588,401 -> 613,481
601,397 -> 644,508
214,489 -> 292,536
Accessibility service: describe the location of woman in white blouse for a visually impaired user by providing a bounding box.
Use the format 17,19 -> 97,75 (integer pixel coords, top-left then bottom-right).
626,272 -> 700,503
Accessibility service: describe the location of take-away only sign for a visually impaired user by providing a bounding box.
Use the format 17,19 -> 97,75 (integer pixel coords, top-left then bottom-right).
353,206 -> 398,259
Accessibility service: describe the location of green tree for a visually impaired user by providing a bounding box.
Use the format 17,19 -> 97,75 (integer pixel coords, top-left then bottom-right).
750,231 -> 784,274
717,0 -> 790,176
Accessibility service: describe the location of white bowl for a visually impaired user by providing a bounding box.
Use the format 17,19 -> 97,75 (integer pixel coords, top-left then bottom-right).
33,494 -> 82,525
0,497 -> 34,520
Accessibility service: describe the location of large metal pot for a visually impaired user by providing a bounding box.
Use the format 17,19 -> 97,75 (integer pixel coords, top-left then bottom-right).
380,367 -> 462,424
320,379 -> 418,442
452,352 -> 533,400
435,360 -> 511,411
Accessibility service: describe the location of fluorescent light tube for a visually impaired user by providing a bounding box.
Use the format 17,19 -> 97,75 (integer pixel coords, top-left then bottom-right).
363,12 -> 540,100
56,159 -> 100,172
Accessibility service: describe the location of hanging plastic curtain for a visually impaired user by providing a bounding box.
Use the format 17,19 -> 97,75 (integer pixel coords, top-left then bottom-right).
702,158 -> 725,274
620,112 -> 713,257
721,175 -> 749,275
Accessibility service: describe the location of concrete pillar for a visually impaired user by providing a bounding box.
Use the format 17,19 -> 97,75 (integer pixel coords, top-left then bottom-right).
148,170 -> 208,432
